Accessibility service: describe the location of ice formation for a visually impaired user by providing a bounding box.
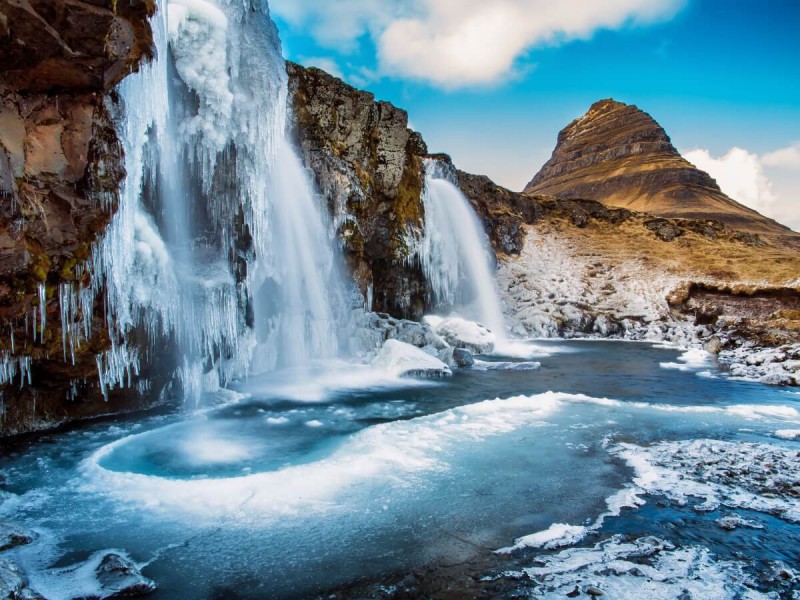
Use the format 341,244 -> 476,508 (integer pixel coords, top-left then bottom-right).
51,0 -> 350,402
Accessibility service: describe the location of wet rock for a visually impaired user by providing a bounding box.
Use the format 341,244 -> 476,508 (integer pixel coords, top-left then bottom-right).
0,522 -> 35,552
94,552 -> 156,598
584,585 -> 604,596
453,348 -> 475,368
715,515 -> 764,531
0,559 -> 43,599
704,336 -> 722,355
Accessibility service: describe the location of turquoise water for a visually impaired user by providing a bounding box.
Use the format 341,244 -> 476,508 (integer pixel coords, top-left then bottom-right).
1,341 -> 798,598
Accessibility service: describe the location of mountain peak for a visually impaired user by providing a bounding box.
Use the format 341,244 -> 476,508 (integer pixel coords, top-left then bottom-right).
525,100 -> 790,237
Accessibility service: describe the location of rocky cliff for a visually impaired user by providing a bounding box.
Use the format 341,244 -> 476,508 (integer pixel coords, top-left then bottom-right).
286,62 -> 430,319
524,99 -> 795,242
0,0 -> 157,435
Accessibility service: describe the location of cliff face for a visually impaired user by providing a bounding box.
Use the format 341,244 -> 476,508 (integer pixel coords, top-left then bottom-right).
0,0 -> 156,435
286,62 -> 429,319
524,99 -> 793,240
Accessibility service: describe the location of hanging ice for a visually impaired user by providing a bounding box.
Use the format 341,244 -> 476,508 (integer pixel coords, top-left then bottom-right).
72,0 -> 349,403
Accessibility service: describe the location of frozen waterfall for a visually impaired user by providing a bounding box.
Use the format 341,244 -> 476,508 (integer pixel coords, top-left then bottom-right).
80,0 -> 348,403
419,160 -> 508,342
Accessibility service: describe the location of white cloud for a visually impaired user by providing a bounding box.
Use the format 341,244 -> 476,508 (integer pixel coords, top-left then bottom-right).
271,0 -> 685,88
761,144 -> 800,169
683,146 -> 800,232
269,0 -> 391,51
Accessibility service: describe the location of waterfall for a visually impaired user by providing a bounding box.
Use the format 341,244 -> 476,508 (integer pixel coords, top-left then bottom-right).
419,160 -> 508,341
81,0 -> 347,402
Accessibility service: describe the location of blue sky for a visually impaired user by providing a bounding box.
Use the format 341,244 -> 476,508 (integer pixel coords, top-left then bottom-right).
272,0 -> 800,229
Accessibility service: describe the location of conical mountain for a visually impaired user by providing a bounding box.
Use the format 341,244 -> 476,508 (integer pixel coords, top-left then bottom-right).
525,99 -> 791,237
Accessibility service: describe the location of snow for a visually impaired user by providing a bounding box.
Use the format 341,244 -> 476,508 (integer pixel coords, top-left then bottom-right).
497,228 -> 677,338
428,316 -> 495,354
371,339 -> 452,378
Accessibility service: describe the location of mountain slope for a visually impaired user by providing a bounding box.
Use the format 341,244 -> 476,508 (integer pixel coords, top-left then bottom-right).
524,99 -> 794,239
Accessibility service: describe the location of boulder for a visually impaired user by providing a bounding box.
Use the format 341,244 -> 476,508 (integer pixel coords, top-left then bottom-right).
452,348 -> 475,367
94,552 -> 157,598
0,559 -> 43,600
428,316 -> 495,354
0,522 -> 35,552
371,339 -> 452,378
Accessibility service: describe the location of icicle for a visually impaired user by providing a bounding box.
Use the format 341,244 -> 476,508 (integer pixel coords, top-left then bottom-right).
38,284 -> 46,339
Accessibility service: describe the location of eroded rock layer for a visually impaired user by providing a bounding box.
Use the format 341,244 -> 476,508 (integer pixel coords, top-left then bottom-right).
524,99 -> 793,240
286,62 -> 429,319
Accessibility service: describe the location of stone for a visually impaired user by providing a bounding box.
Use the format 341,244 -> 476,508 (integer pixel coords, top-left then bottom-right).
0,522 -> 35,552
94,552 -> 157,597
0,559 -> 43,600
644,218 -> 683,242
371,339 -> 452,378
432,317 -> 495,355
452,348 -> 474,367
704,336 -> 723,355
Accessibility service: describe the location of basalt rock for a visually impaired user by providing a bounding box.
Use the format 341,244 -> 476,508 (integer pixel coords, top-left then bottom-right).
524,99 -> 796,242
0,0 -> 156,436
286,62 -> 429,319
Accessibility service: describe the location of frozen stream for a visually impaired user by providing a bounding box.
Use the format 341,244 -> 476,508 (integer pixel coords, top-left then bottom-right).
1,341 -> 799,598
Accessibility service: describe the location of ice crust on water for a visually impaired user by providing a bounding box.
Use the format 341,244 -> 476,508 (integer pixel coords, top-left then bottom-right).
614,438 -> 800,522
81,392 -> 572,519
497,485 -> 645,553
521,535 -> 772,599
472,360 -> 541,371
498,523 -> 589,552
773,429 -> 800,440
659,347 -> 712,372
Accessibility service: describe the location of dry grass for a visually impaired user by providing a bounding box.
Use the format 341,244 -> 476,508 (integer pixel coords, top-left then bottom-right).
534,216 -> 800,289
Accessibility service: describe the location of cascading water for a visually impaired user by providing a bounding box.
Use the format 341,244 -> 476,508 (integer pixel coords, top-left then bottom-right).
74,0 -> 348,403
419,160 -> 508,342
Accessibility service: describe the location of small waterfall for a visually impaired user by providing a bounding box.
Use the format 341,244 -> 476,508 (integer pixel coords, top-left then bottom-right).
81,0 -> 348,402
419,160 -> 507,341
